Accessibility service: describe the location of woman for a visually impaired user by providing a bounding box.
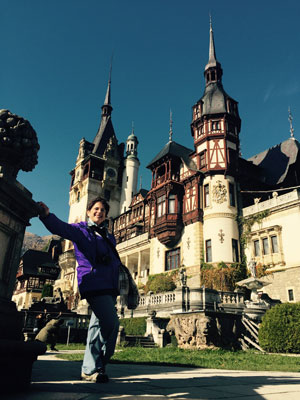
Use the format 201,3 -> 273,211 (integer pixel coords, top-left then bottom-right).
37,197 -> 120,383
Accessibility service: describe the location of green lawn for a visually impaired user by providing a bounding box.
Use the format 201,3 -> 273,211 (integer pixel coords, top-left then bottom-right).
56,346 -> 300,372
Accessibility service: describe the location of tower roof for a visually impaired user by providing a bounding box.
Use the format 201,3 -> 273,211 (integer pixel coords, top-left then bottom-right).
92,73 -> 116,156
199,19 -> 239,117
146,140 -> 193,169
248,137 -> 300,185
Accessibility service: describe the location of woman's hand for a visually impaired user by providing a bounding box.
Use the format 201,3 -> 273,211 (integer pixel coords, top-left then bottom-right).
37,201 -> 50,218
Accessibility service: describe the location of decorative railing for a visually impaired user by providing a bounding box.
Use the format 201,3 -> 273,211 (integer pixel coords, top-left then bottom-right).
219,291 -> 244,305
118,287 -> 245,318
243,190 -> 300,217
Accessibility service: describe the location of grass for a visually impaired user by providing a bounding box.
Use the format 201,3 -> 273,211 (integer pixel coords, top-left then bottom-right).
55,343 -> 86,351
56,345 -> 300,372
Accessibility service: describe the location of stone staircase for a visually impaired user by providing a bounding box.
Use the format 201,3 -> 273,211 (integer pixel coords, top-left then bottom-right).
125,335 -> 157,348
239,315 -> 264,352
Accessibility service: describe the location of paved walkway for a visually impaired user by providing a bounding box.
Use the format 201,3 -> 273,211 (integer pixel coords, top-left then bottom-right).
6,351 -> 300,400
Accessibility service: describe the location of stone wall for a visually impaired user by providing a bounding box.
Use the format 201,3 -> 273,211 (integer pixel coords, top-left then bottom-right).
167,311 -> 243,349
261,266 -> 300,303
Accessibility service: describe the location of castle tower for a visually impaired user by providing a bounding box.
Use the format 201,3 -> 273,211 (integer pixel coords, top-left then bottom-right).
191,20 -> 241,264
120,124 -> 140,213
68,72 -> 124,225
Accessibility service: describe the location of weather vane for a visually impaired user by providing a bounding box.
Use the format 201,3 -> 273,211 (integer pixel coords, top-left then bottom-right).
288,107 -> 294,138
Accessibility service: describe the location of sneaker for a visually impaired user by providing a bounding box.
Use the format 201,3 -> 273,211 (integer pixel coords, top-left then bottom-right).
81,371 -> 99,382
96,368 -> 109,383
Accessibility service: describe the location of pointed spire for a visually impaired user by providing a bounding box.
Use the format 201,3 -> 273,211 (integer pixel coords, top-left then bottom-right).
169,109 -> 173,142
101,59 -> 113,118
288,107 -> 295,138
207,15 -> 217,69
204,16 -> 223,85
103,59 -> 112,106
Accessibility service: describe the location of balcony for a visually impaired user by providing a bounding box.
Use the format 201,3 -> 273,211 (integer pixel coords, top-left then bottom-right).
152,213 -> 183,247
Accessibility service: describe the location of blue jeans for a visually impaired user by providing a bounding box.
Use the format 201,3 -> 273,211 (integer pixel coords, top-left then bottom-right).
82,295 -> 119,375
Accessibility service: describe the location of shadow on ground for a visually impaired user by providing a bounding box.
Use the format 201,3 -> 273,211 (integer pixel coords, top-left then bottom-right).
6,358 -> 300,400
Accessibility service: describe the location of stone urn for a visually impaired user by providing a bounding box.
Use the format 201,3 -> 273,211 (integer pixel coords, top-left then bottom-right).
236,277 -> 271,321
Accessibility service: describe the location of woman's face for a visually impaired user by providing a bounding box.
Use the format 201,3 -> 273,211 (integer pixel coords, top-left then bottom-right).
87,202 -> 107,225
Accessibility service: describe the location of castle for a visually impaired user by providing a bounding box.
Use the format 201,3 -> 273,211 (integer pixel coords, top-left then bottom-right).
14,21 -> 300,312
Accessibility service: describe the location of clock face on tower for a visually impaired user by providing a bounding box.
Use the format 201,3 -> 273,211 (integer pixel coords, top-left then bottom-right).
106,168 -> 116,178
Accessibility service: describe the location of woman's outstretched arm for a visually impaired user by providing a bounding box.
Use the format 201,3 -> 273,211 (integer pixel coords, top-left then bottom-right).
37,201 -> 84,243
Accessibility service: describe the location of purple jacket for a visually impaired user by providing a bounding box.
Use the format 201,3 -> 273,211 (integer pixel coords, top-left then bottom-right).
40,213 -> 120,298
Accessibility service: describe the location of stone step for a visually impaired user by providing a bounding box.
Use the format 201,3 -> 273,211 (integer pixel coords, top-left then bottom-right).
125,335 -> 157,348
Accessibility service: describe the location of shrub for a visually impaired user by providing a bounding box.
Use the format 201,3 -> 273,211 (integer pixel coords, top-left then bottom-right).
41,283 -> 53,298
200,262 -> 247,291
119,317 -> 147,335
259,303 -> 300,353
145,273 -> 176,294
255,263 -> 271,278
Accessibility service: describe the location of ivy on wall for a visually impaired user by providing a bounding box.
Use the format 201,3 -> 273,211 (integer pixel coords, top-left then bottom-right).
237,210 -> 270,250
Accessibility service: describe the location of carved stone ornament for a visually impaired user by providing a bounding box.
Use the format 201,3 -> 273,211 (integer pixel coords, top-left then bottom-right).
0,109 -> 40,178
212,180 -> 227,204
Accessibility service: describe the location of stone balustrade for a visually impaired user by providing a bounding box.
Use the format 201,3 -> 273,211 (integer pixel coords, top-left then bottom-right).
118,287 -> 245,318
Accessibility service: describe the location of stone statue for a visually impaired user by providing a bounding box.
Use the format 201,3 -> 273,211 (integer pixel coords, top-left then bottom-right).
179,269 -> 187,287
248,259 -> 256,278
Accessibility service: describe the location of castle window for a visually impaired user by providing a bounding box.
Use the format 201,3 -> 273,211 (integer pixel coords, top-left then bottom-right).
288,289 -> 294,302
254,240 -> 260,256
83,164 -> 89,177
271,235 -> 278,253
212,121 -> 220,131
211,71 -> 215,81
204,184 -> 210,207
262,237 -> 269,255
157,195 -> 166,217
232,239 -> 239,262
168,194 -> 176,214
165,247 -> 180,271
77,191 -> 80,202
205,239 -> 212,262
200,152 -> 206,168
229,183 -> 235,207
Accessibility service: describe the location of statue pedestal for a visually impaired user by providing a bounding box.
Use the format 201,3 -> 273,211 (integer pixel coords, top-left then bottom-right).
0,174 -> 46,391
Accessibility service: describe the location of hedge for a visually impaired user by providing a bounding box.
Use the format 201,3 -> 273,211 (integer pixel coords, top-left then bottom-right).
119,317 -> 147,335
144,273 -> 176,294
258,303 -> 300,353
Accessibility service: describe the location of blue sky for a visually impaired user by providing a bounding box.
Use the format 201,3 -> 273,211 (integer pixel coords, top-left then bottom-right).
1,0 -> 300,236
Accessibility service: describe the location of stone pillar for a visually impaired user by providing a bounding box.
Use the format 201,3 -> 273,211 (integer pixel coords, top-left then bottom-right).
137,251 -> 142,281
0,109 -> 46,391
